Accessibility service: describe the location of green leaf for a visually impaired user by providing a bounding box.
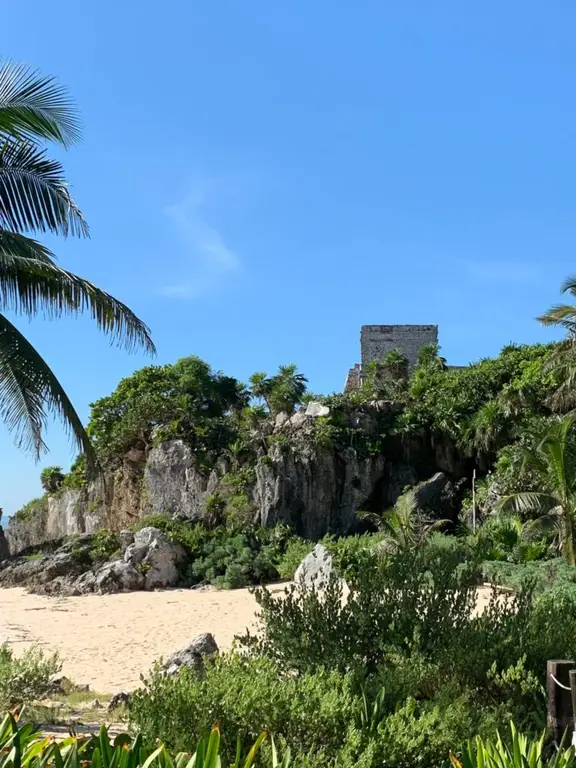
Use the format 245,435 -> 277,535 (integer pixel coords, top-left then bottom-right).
0,61 -> 81,146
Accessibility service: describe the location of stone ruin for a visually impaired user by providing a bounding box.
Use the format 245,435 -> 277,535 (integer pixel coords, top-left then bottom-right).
345,324 -> 439,392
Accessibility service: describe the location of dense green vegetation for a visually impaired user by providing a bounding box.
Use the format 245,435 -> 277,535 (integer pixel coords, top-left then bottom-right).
1,712 -> 575,768
39,339 -> 564,503
0,645 -> 60,711
129,544 -> 576,767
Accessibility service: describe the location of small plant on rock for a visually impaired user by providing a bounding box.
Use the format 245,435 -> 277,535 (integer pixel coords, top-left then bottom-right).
40,466 -> 65,494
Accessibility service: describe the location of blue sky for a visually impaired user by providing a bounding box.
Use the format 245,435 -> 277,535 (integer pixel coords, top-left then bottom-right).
1,0 -> 574,517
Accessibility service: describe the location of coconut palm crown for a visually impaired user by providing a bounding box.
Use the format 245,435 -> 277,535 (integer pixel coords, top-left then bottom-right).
0,61 -> 155,466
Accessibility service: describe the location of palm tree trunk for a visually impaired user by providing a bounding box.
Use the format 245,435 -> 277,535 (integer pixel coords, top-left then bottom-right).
564,504 -> 576,567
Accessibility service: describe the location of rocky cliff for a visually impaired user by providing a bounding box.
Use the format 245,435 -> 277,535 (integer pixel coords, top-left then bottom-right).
5,402 -> 448,556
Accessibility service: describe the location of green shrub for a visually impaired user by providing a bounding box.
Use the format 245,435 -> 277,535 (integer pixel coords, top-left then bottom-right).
0,645 -> 61,709
130,654 -> 358,765
244,546 -> 576,710
482,558 -> 576,592
276,537 -> 314,579
187,531 -> 280,588
132,518 -> 295,589
11,497 -> 47,524
372,694 -> 488,768
277,532 -> 383,581
242,547 -> 481,675
89,529 -> 121,562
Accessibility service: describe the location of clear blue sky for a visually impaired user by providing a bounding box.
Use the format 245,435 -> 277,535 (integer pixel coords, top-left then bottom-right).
1,0 -> 574,517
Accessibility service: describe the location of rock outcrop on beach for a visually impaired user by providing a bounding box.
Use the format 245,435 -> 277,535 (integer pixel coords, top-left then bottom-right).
0,526 -> 186,596
161,632 -> 219,677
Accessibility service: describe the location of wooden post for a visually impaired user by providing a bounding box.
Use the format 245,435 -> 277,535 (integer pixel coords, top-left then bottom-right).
569,670 -> 576,745
548,660 -> 575,746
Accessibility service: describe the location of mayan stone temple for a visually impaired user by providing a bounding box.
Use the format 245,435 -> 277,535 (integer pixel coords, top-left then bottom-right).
344,324 -> 439,392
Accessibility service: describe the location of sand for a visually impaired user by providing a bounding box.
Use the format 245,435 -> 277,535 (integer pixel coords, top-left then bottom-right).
0,586 -> 267,693
0,584 -> 498,694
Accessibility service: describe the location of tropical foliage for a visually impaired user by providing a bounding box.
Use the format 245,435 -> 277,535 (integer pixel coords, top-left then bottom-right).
498,416 -> 576,565
0,61 -> 153,464
452,722 -> 576,768
130,544 -> 576,767
87,356 -> 247,467
249,364 -> 308,415
0,713 -> 273,768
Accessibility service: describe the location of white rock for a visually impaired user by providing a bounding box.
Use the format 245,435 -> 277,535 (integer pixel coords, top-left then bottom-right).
305,402 -> 330,418
294,543 -> 333,589
124,527 -> 186,589
289,412 -> 308,427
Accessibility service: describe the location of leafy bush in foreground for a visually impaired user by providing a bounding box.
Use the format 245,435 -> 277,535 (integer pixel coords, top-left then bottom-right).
131,655 -> 358,761
131,546 -> 576,767
453,722 -> 576,768
482,558 -> 576,593
0,713 -> 271,768
0,645 -> 61,710
241,546 -> 576,728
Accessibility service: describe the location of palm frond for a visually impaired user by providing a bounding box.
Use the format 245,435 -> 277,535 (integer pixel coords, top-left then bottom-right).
543,341 -> 576,411
0,61 -> 81,146
496,492 -> 561,518
539,416 -> 576,496
524,512 -> 564,539
0,139 -> 88,236
537,304 -> 576,334
0,236 -> 156,353
0,229 -> 58,263
560,275 -> 576,297
0,312 -> 96,466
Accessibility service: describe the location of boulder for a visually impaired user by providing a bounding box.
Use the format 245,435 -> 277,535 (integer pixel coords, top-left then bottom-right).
288,411 -> 308,428
124,527 -> 186,589
412,472 -> 458,522
274,412 -> 289,428
93,561 -> 144,594
305,402 -> 330,418
0,548 -> 87,591
108,691 -> 131,711
294,543 -> 333,589
119,530 -> 135,552
162,633 -> 219,677
39,552 -> 85,583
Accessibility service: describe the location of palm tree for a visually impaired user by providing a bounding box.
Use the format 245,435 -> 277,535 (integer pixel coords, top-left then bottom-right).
249,364 -> 308,415
468,399 -> 508,456
538,276 -> 576,411
538,276 -> 576,337
497,416 -> 576,565
0,61 -> 154,466
360,490 -> 447,554
417,343 -> 447,372
249,371 -> 272,412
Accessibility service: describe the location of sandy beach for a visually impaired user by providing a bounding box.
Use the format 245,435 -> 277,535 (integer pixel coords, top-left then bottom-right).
0,586 -> 267,693
0,584 -> 497,694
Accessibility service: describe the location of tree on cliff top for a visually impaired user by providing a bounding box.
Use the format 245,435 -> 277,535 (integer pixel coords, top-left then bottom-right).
0,61 -> 154,466
87,356 -> 248,466
538,275 -> 576,411
249,364 -> 308,415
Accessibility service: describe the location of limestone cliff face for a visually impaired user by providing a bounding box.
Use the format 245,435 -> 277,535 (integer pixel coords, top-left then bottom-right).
6,407 -> 440,555
255,443 -> 388,540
